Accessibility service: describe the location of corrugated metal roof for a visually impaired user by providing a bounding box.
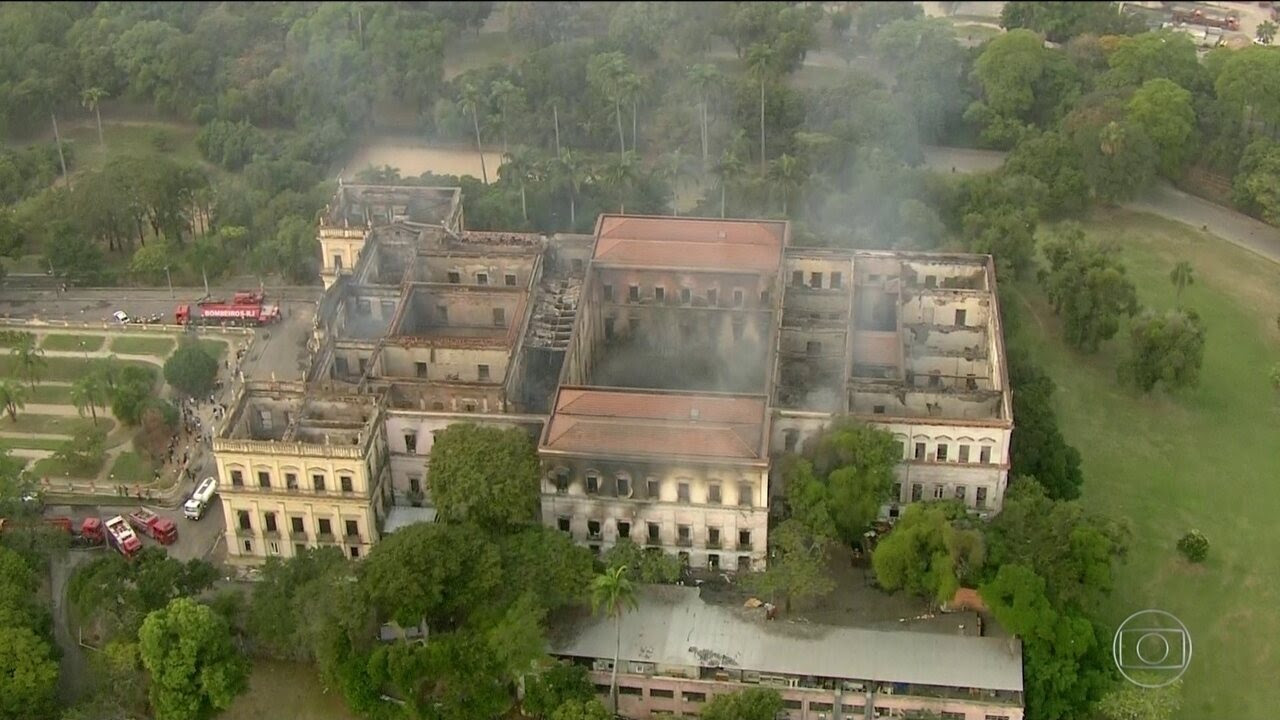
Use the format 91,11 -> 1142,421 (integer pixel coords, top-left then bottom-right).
549,585 -> 1023,693
593,216 -> 786,273
542,389 -> 768,462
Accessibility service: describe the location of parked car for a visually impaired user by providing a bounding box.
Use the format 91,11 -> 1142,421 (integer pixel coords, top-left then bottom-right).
112,310 -> 130,323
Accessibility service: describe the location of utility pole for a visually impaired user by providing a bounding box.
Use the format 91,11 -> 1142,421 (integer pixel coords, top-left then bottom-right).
202,266 -> 210,297
553,104 -> 562,157
165,266 -> 173,298
51,113 -> 70,190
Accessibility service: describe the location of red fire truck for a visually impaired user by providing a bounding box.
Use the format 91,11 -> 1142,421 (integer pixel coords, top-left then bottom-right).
1171,5 -> 1241,30
175,291 -> 281,327
126,507 -> 178,545
104,515 -> 143,558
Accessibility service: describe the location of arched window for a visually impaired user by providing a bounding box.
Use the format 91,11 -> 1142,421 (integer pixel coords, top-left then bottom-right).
585,470 -> 600,495
615,471 -> 632,498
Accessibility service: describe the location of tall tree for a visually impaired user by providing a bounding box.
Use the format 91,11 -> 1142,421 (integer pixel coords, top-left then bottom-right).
1258,20 -> 1278,45
69,373 -> 105,424
712,147 -> 746,218
1039,224 -> 1139,352
589,566 -> 637,715
162,340 -> 218,398
0,381 -> 26,423
460,82 -> 489,184
1127,79 -> 1196,178
599,151 -> 638,214
0,626 -> 59,720
872,503 -> 985,605
687,63 -> 721,169
10,334 -> 45,389
138,597 -> 248,720
428,423 -> 540,530
747,518 -> 834,612
701,688 -> 784,720
501,147 -> 538,222
81,87 -> 108,149
767,153 -> 806,216
1169,260 -> 1194,306
746,44 -> 778,173
1119,309 -> 1206,393
587,52 -> 632,160
490,79 -> 524,156
658,149 -> 696,216
51,113 -> 69,190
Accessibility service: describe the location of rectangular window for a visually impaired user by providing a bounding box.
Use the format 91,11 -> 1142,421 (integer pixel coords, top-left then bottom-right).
791,270 -> 804,287
738,529 -> 751,550
811,703 -> 834,713
708,527 -> 721,548
318,518 -> 332,536
617,521 -> 630,539
291,516 -> 305,534
586,473 -> 599,494
237,510 -> 251,531
350,546 -> 360,559
892,482 -> 902,500
587,520 -> 601,539
344,520 -> 358,538
733,288 -> 744,306
707,484 -> 721,504
807,340 -> 822,355
959,445 -> 970,463
933,484 -> 945,500
616,475 -> 630,497
604,316 -> 615,339
409,477 -> 422,494
436,305 -> 448,324
677,525 -> 691,545
654,286 -> 665,302
914,442 -> 926,460
830,272 -> 842,289
738,555 -> 751,570
447,270 -> 461,283
492,307 -> 505,326
414,361 -> 428,378
682,691 -> 707,703
843,706 -> 866,716
243,539 -> 253,553
680,287 -> 692,304
504,273 -> 517,286
285,473 -> 298,490
782,699 -> 803,710
264,512 -> 277,533
475,272 -> 488,285
628,316 -> 639,333
257,471 -> 270,488
404,433 -> 417,454
925,274 -> 937,288
942,713 -> 965,720
760,289 -> 770,304
603,284 -> 614,301
706,287 -> 718,306
677,482 -> 690,502
629,284 -> 639,302
738,482 -> 752,507
651,689 -> 674,699
784,429 -> 798,452
955,485 -> 967,502
911,483 -> 923,501
619,685 -> 643,696
647,522 -> 660,542
955,309 -> 967,326
313,474 -> 326,492
810,272 -> 823,288
557,516 -> 571,533
976,487 -> 988,509
646,477 -> 660,498
478,364 -> 490,381
937,444 -> 949,461
340,476 -> 353,493
873,405 -> 886,414
333,255 -> 343,271
980,445 -> 992,463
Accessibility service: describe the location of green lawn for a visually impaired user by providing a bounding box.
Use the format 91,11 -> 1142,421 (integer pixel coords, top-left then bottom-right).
0,436 -> 71,452
109,336 -> 176,357
0,414 -> 113,436
40,334 -> 106,352
108,451 -> 156,485
61,120 -> 206,176
0,355 -> 156,382
196,338 -> 229,359
1016,209 -> 1280,720
27,383 -> 73,404
30,455 -> 105,479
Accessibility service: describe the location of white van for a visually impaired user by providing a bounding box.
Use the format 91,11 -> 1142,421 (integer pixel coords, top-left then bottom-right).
183,476 -> 219,520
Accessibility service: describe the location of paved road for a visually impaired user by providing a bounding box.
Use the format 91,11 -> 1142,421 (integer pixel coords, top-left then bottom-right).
920,145 -> 1280,265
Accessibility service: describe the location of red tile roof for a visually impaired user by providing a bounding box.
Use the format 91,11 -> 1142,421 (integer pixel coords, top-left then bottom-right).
542,388 -> 769,463
593,216 -> 786,273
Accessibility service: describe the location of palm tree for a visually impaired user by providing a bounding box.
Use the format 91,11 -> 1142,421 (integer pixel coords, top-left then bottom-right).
658,149 -> 696,216
601,151 -> 639,214
51,112 -> 70,189
11,335 -> 46,390
768,153 -> 808,216
1170,260 -> 1194,306
92,355 -> 120,390
588,52 -> 632,160
712,148 -> 746,219
620,73 -> 642,155
746,44 -> 779,174
590,566 -> 638,715
0,381 -> 26,423
553,150 -> 587,228
1099,121 -> 1125,157
489,79 -> 523,156
501,147 -> 538,223
459,83 -> 489,184
686,64 -> 721,170
81,87 -> 108,149
1257,20 -> 1277,45
70,375 -> 105,425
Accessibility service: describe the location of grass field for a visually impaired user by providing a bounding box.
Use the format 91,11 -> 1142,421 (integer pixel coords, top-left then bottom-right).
0,436 -> 71,452
196,338 -> 229,359
1015,209 -> 1280,720
30,455 -> 105,479
109,336 -> 176,357
0,355 -> 157,381
0,414 -> 113,436
40,334 -> 106,352
108,451 -> 156,485
27,383 -> 73,404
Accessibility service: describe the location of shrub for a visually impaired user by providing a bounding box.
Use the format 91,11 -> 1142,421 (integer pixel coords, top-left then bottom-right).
1176,530 -> 1208,563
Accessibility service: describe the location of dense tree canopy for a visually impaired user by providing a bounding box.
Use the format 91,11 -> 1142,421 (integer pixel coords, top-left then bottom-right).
872,503 -> 985,604
1120,309 -> 1206,392
1001,2 -> 1144,43
428,423 -> 540,529
1040,223 -> 1140,351
701,688 -> 784,720
138,597 -> 249,720
163,340 -> 219,398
